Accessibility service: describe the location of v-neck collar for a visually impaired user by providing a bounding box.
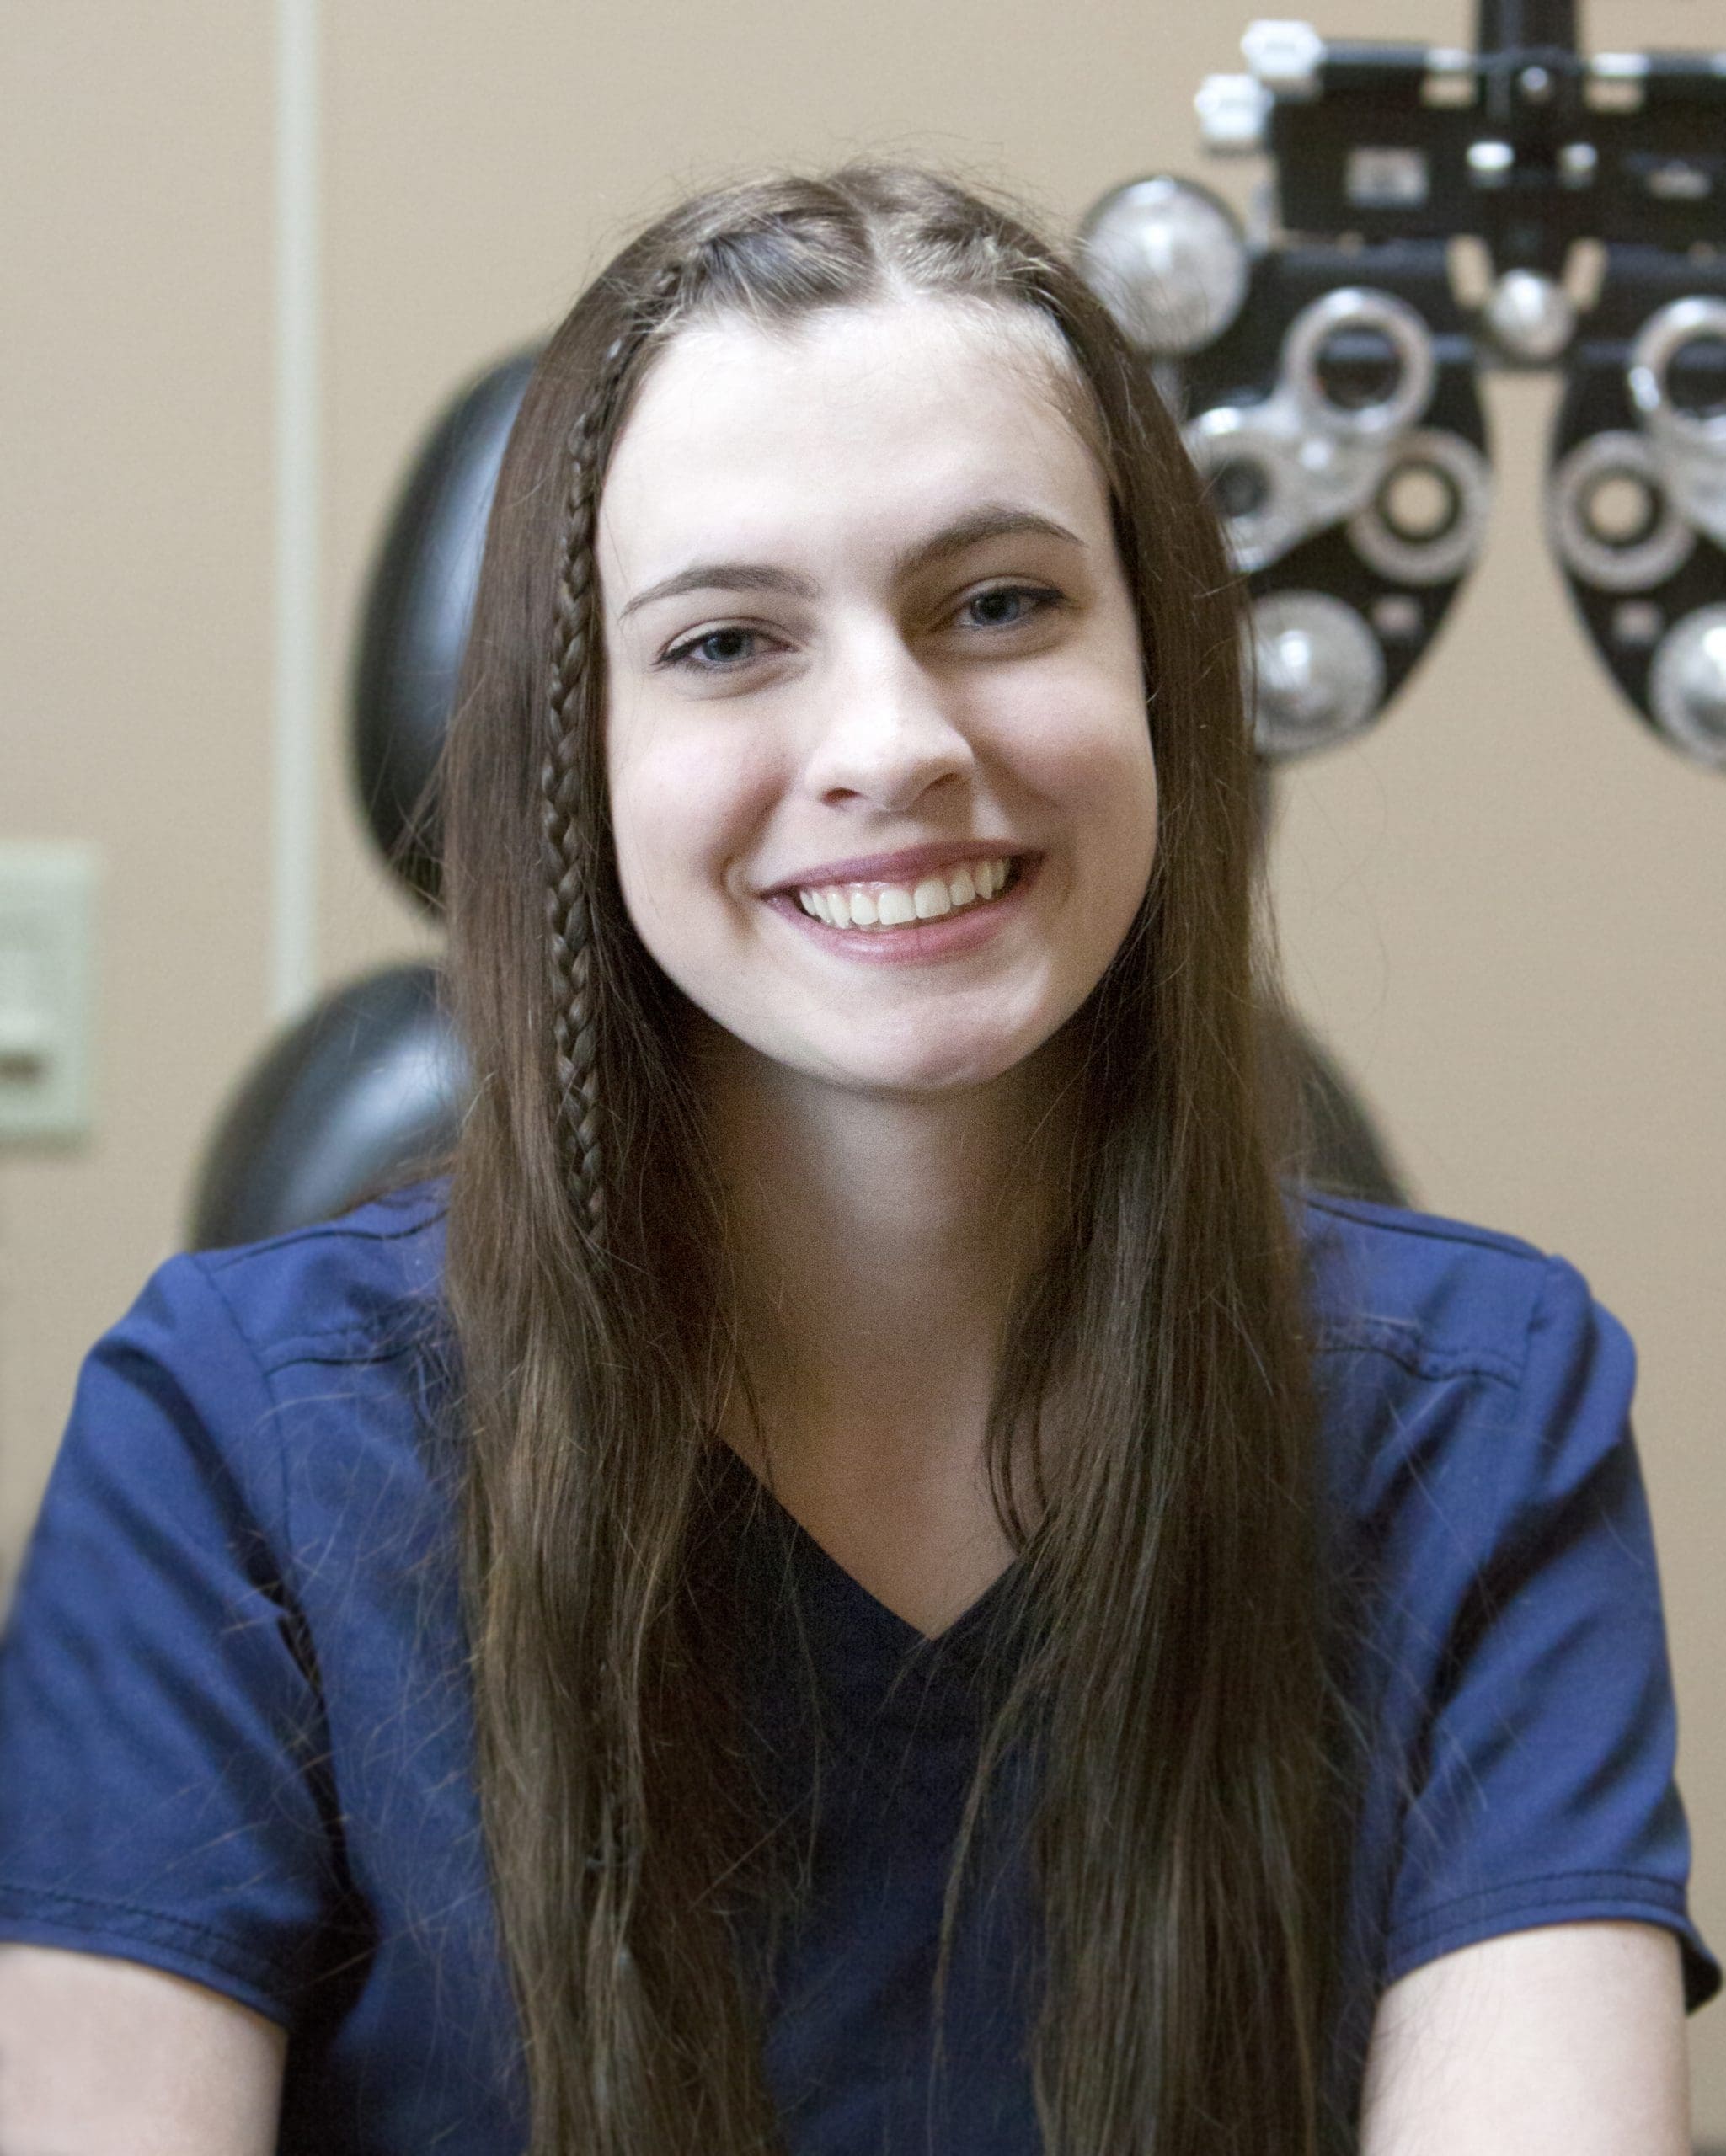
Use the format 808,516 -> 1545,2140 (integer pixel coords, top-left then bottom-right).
717,1446 -> 1032,1730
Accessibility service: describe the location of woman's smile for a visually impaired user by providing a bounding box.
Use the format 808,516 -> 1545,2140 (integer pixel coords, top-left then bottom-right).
795,854 -> 1013,928
765,852 -> 1037,966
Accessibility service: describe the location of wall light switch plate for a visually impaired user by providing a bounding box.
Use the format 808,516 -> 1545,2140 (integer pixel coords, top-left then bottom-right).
0,843 -> 99,1143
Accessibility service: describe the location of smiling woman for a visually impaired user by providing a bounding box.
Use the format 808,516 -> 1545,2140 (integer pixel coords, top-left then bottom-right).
0,163 -> 1714,2156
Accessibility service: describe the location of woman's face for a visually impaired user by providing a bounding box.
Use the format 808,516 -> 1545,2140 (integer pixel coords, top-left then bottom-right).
598,296 -> 1157,1097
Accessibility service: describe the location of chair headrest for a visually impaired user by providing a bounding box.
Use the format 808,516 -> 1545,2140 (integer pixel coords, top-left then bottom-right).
350,349 -> 537,907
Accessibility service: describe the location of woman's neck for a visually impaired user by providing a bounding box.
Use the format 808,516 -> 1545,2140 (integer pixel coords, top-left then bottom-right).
697,1024 -> 1077,1628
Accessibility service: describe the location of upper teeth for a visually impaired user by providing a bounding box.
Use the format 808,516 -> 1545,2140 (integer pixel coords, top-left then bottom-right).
796,857 -> 1013,929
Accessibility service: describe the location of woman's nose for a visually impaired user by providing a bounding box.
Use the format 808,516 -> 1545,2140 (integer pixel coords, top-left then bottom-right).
800,632 -> 975,811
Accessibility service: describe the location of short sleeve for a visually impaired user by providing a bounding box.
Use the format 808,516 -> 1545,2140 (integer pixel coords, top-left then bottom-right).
0,1252 -> 350,2027
1381,1255 -> 1721,2009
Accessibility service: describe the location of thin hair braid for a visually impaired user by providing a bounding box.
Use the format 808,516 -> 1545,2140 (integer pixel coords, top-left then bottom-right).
540,261 -> 687,1240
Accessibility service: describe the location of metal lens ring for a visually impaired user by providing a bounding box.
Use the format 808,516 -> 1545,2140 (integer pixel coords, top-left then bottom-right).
1649,605 -> 1726,768
1548,430 -> 1697,593
1283,287 -> 1437,443
1248,590 -> 1387,759
1629,296 -> 1726,450
1348,428 -> 1494,586
1187,405 -> 1309,574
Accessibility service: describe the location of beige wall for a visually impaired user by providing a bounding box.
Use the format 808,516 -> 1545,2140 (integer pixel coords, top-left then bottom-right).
3,0 -> 1720,2121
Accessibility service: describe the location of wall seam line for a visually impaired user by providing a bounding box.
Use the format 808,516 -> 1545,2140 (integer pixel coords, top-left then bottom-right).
271,0 -> 320,1024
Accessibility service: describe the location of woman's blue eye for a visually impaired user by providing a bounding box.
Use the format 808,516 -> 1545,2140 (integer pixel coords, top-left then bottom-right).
664,626 -> 767,672
961,584 -> 1061,629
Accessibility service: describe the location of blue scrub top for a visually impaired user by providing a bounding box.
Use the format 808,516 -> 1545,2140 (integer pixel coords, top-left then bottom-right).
0,1178 -> 1716,2151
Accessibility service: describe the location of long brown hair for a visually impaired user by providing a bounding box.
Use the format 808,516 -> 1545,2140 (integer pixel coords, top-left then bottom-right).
437,163 -> 1351,2154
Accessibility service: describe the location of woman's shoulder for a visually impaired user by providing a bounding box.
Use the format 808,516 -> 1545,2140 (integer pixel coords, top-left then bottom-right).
1285,1184 -> 1638,1528
1290,1183 -> 1590,1377
183,1175 -> 452,1374
39,1178 -> 457,1561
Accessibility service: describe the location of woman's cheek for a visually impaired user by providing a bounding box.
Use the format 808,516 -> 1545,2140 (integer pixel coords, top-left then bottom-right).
1012,702 -> 1154,827
618,721 -> 784,906
1046,710 -> 1158,921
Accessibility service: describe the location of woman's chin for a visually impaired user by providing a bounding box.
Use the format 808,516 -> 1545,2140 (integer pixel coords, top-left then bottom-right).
683,988 -> 1076,1102
802,1024 -> 1055,1099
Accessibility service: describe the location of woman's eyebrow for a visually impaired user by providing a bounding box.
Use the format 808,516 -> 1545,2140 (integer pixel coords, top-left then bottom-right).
617,504 -> 1087,621
902,504 -> 1087,577
619,560 -> 820,620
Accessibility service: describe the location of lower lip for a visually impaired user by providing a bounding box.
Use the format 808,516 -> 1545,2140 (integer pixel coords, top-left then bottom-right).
762,858 -> 1039,967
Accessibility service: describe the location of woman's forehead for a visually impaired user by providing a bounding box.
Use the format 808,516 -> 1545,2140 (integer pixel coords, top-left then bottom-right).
597,296 -> 1107,574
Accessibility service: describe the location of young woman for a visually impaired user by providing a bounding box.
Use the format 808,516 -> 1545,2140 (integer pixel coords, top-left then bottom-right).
0,164 -> 1714,2155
